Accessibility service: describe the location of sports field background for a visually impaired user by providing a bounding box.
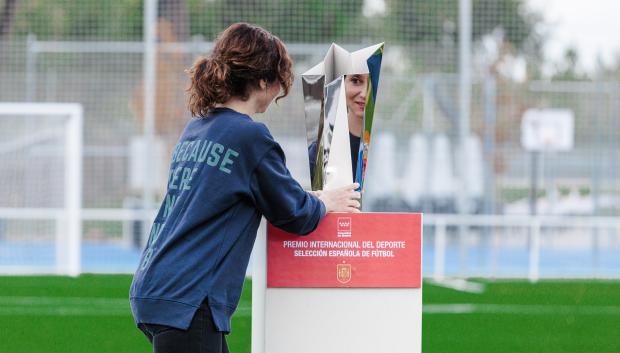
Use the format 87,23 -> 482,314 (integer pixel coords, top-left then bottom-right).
1,275 -> 618,353
1,1 -> 620,352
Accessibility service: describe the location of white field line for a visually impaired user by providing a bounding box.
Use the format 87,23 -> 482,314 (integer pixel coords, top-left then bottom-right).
427,279 -> 486,294
423,303 -> 620,315
0,296 -> 251,317
1,296 -> 618,317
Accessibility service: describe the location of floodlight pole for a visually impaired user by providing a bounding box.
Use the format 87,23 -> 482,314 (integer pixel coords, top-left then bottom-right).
457,0 -> 472,275
142,0 -> 157,242
458,0 -> 472,210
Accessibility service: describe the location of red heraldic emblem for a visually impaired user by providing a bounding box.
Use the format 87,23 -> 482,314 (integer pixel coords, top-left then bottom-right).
267,213 -> 422,288
337,263 -> 352,284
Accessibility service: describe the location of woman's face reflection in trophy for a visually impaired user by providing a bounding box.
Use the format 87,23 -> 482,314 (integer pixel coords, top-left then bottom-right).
344,73 -> 369,137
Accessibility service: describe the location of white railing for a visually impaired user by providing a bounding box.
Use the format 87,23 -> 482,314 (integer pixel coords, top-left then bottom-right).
424,214 -> 620,282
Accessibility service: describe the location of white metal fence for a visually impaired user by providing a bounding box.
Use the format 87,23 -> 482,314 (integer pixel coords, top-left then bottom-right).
425,214 -> 620,281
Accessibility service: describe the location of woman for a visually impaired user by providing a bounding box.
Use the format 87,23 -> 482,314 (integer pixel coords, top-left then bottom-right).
344,73 -> 369,180
130,23 -> 361,353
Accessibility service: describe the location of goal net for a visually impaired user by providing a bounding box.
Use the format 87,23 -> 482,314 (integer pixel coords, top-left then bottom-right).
0,103 -> 82,276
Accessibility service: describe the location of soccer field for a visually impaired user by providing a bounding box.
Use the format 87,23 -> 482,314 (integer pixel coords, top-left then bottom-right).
0,275 -> 619,353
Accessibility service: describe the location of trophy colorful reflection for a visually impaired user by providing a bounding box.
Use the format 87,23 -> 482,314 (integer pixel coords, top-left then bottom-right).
303,43 -> 383,200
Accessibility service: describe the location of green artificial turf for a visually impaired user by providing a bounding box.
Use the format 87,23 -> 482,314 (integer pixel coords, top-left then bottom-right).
0,275 -> 250,353
0,275 -> 619,353
422,280 -> 620,353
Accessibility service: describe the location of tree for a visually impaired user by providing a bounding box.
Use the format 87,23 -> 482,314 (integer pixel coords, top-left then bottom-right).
159,0 -> 189,41
6,0 -> 542,53
0,0 -> 18,40
385,0 -> 542,54
188,0 -> 365,42
132,0 -> 192,140
551,47 -> 590,81
0,0 -> 18,59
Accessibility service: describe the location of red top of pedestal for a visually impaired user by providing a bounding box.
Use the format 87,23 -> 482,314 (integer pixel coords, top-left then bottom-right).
267,213 -> 422,288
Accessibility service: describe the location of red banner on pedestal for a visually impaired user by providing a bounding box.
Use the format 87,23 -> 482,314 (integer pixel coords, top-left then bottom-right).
267,213 -> 422,288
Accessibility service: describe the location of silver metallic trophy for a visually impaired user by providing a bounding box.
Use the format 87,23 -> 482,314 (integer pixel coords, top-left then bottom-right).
302,43 -> 384,200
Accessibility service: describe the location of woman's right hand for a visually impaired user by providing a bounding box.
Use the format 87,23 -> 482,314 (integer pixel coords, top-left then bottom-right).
317,183 -> 361,213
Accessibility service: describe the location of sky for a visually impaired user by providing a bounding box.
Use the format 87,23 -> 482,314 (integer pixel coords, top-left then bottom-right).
527,0 -> 620,73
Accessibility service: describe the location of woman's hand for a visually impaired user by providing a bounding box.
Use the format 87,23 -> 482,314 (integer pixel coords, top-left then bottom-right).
316,183 -> 361,213
309,190 -> 322,198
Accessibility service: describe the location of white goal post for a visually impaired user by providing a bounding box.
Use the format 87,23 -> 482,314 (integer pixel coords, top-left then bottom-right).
0,103 -> 83,276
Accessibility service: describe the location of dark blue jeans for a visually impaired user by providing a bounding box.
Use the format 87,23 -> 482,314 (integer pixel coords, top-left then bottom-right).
139,301 -> 229,353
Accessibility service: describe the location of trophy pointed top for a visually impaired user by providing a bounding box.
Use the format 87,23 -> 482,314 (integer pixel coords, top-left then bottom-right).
302,42 -> 384,84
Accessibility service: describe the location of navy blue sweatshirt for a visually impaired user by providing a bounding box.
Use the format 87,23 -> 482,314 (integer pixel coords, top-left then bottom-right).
130,108 -> 325,332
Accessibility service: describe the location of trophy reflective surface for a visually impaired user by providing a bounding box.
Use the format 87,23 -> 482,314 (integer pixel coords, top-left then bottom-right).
302,43 -> 384,198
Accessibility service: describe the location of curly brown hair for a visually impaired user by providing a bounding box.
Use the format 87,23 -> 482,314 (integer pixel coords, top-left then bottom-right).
186,23 -> 294,117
